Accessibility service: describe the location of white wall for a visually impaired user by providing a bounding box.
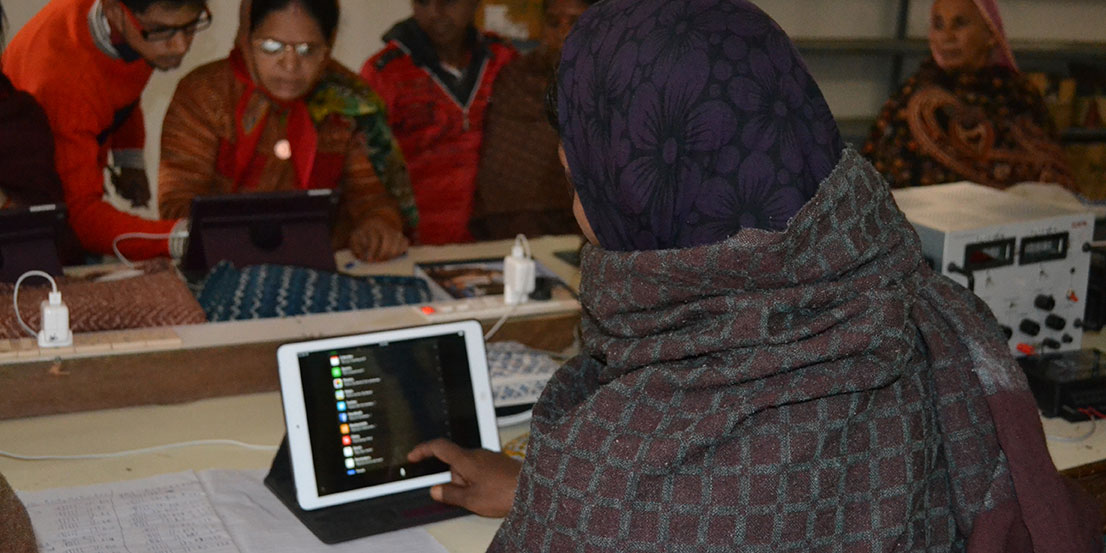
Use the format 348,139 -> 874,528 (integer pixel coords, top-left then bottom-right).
5,0 -> 1105,214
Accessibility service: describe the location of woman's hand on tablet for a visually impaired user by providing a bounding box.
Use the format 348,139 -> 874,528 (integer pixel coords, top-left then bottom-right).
407,439 -> 521,518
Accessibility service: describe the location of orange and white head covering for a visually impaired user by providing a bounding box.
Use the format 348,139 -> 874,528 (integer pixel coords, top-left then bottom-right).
933,0 -> 1018,72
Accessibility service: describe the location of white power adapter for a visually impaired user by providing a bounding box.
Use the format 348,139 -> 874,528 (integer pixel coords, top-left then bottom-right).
39,291 -> 73,347
13,270 -> 73,348
503,235 -> 535,305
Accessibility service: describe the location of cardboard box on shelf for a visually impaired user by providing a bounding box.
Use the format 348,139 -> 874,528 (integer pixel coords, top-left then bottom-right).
1067,143 -> 1106,201
1028,73 -> 1076,130
477,0 -> 542,41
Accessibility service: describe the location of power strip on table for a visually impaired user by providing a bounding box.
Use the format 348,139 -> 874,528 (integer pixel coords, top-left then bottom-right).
413,296 -> 580,323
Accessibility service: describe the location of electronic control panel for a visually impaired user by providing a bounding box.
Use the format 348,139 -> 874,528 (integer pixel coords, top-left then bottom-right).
893,183 -> 1095,357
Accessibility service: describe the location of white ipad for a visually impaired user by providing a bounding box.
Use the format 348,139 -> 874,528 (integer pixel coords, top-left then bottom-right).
276,320 -> 500,511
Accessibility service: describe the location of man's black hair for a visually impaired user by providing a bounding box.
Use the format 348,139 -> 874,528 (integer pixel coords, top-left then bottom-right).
120,0 -> 207,15
250,0 -> 339,42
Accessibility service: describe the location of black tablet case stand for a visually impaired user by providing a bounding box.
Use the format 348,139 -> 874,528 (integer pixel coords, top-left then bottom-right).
0,204 -> 66,283
264,436 -> 467,544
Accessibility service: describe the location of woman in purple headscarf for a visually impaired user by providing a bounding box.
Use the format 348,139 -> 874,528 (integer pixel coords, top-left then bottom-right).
409,0 -> 1101,550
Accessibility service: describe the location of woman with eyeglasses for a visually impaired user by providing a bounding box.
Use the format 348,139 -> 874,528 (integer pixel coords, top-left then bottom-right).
159,0 -> 416,263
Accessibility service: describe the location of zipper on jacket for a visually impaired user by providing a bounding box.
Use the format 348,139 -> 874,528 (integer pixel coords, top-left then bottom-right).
391,41 -> 488,134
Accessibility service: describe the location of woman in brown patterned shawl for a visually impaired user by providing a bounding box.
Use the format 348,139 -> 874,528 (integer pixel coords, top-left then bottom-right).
410,0 -> 1102,550
468,0 -> 597,240
862,0 -> 1072,189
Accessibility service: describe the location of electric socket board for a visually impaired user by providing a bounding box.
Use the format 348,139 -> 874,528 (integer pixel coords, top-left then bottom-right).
893,182 -> 1095,357
413,296 -> 580,323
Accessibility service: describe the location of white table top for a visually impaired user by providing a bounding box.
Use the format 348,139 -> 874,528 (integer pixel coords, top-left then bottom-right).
0,391 -> 528,553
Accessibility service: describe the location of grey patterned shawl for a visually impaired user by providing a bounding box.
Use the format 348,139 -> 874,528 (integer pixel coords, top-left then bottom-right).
487,149 -> 1100,552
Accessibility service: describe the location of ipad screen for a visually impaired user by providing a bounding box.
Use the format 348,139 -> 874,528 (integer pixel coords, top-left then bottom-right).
295,330 -> 481,498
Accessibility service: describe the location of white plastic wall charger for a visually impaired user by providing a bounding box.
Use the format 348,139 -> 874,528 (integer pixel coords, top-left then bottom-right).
503,242 -> 535,305
38,291 -> 72,347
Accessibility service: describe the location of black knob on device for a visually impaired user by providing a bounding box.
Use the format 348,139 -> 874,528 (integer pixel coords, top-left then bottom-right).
999,325 -> 1013,339
1034,295 -> 1056,311
1042,338 -> 1062,350
1045,314 -> 1066,331
1020,319 -> 1041,336
1062,334 -> 1074,344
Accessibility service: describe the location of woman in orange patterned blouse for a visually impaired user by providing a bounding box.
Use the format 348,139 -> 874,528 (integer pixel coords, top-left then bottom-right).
862,0 -> 1073,189
159,0 -> 417,262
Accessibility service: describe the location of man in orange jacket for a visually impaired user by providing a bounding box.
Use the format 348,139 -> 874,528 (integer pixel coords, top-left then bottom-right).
361,0 -> 516,245
2,0 -> 210,260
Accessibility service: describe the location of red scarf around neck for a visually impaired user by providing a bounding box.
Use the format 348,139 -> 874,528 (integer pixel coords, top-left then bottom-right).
228,47 -> 318,190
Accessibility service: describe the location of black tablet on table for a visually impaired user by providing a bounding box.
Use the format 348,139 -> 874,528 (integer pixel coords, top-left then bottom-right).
181,189 -> 339,275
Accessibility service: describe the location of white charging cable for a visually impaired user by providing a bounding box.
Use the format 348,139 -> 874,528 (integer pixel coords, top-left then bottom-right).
111,222 -> 189,267
0,439 -> 277,461
13,270 -> 72,347
112,232 -> 173,268
484,301 -> 519,341
1046,419 -> 1097,443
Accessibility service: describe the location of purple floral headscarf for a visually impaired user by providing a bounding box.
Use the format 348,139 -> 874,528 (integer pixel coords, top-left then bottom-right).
557,0 -> 844,251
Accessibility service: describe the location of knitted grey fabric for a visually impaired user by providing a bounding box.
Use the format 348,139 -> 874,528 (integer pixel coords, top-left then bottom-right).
488,149 -> 1101,552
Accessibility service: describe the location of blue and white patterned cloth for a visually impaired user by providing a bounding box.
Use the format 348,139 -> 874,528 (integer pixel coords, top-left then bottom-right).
195,261 -> 430,322
485,341 -> 562,407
